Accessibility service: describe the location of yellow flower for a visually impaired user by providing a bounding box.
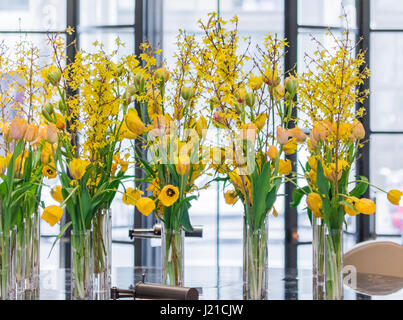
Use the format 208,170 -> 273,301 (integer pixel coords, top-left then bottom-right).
288,127 -> 307,143
146,178 -> 160,197
355,198 -> 376,215
266,145 -> 279,161
0,156 -> 8,175
270,206 -> 279,217
123,188 -> 144,205
50,186 -> 63,203
307,170 -> 317,185
387,190 -> 403,206
24,124 -> 38,142
135,197 -> 156,216
42,164 -> 57,179
195,116 -> 207,137
1,122 -> 10,141
69,158 -> 90,180
345,196 -> 360,216
158,185 -> 179,207
283,138 -> 298,155
254,113 -> 267,131
224,190 -> 238,205
55,114 -> 66,130
9,117 -> 28,140
241,123 -> 257,142
249,75 -> 263,90
118,121 -> 137,140
308,156 -> 319,171
175,156 -> 190,176
306,193 -> 323,218
41,206 -> 63,226
125,108 -> 146,137
278,159 -> 292,175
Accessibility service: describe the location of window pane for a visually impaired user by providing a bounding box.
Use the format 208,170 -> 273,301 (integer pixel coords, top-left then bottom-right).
80,30 -> 135,56
80,0 -> 134,27
298,0 -> 356,28
0,0 -> 66,31
370,33 -> 403,132
370,134 -> 403,235
371,0 -> 403,29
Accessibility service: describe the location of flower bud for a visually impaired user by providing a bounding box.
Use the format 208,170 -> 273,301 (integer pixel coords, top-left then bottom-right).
350,120 -> 365,140
285,76 -> 298,96
195,116 -> 207,137
236,88 -> 246,104
181,87 -> 195,101
245,92 -> 256,108
42,103 -> 56,123
48,68 -> 61,86
155,68 -> 170,83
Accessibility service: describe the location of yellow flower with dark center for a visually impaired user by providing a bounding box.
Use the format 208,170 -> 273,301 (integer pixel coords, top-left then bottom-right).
50,186 -> 63,203
355,198 -> 376,215
158,185 -> 179,207
278,159 -> 292,175
69,158 -> 90,180
41,205 -> 63,226
306,193 -> 323,218
42,164 -> 57,179
135,197 -> 156,216
123,188 -> 144,205
224,190 -> 238,205
283,138 -> 298,155
387,190 -> 403,206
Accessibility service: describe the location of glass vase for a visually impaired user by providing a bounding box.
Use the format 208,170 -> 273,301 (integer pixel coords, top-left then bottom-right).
71,230 -> 93,300
0,229 -> 16,300
15,220 -> 26,299
24,212 -> 40,299
161,223 -> 184,286
312,217 -> 325,299
91,208 -> 112,300
325,226 -> 343,300
244,215 -> 268,300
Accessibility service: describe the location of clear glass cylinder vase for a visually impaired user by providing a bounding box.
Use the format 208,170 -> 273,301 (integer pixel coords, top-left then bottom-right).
71,230 -> 93,300
161,223 -> 184,286
24,212 -> 40,299
244,215 -> 268,300
14,220 -> 26,299
325,226 -> 343,300
91,208 -> 112,300
0,229 -> 16,300
312,217 -> 325,299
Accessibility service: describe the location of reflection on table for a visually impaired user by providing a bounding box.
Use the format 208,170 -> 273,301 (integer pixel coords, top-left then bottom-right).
38,266 -> 403,300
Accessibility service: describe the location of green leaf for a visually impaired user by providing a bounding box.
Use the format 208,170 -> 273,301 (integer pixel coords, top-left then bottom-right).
290,186 -> 310,207
48,221 -> 72,258
350,176 -> 369,198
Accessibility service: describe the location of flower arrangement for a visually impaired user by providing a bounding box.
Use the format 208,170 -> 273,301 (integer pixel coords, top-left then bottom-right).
0,39 -> 56,299
197,13 -> 302,299
292,27 -> 402,299
121,37 -> 210,286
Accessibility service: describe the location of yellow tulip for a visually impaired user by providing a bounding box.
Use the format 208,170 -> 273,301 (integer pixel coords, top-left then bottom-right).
278,159 -> 292,175
306,193 -> 323,218
118,121 -> 137,140
42,164 -> 57,179
266,145 -> 279,161
255,113 -> 267,131
263,67 -> 280,87
355,198 -> 376,215
276,127 -> 289,145
288,127 -> 307,143
125,108 -> 146,137
50,186 -> 63,203
249,75 -> 263,90
283,138 -> 298,155
175,156 -> 190,176
69,158 -> 89,180
2,122 -> 10,141
24,124 -> 38,142
46,123 -> 58,144
135,197 -> 156,216
387,190 -> 403,206
236,88 -> 246,103
241,123 -> 257,142
224,190 -> 238,205
344,196 -> 360,216
308,156 -> 319,171
0,156 -> 8,175
55,114 -> 66,130
9,117 -> 28,140
123,188 -> 144,205
154,68 -> 170,82
195,116 -> 207,137
41,205 -> 63,226
158,185 -> 179,207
